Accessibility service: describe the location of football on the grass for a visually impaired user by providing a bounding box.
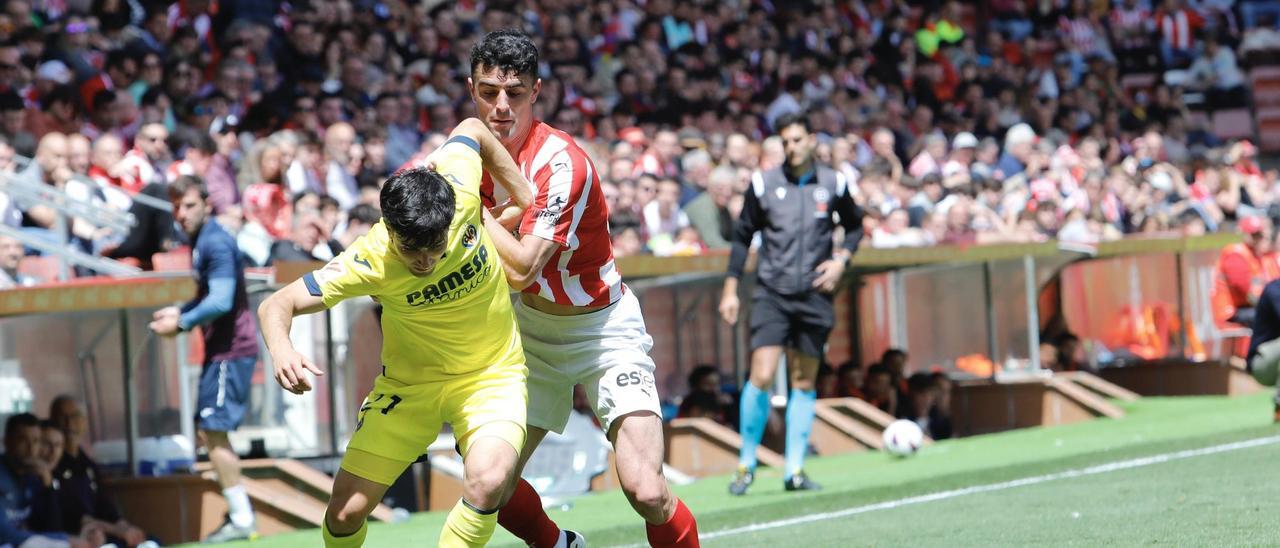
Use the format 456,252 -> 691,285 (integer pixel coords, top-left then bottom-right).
882,419 -> 924,457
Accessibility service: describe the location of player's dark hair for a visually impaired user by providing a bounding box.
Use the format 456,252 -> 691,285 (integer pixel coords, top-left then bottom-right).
4,413 -> 38,442
774,111 -> 810,134
168,175 -> 209,201
470,29 -> 539,81
380,167 -> 456,253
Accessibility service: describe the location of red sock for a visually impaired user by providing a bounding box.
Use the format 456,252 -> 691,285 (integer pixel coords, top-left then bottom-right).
498,478 -> 561,547
646,498 -> 699,547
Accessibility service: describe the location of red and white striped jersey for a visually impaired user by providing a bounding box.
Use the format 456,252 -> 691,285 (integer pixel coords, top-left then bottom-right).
1158,8 -> 1203,52
481,121 -> 623,307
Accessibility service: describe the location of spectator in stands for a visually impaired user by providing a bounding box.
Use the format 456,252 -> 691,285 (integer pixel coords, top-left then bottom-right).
14,132 -> 69,246
1212,215 -> 1272,327
0,413 -> 70,537
80,89 -> 124,144
172,130 -> 237,215
1189,35 -> 1248,111
0,91 -> 35,158
862,364 -> 897,415
118,123 -> 170,193
897,373 -> 952,440
835,361 -> 865,399
148,176 -> 259,542
1156,0 -> 1204,69
643,176 -> 689,256
339,204 -> 381,250
611,222 -> 645,258
683,166 -> 735,250
676,366 -> 733,427
48,397 -> 148,548
321,122 -> 359,211
930,371 -> 954,439
881,349 -> 910,394
0,412 -> 98,548
815,364 -> 839,399
0,235 -> 35,289
721,112 -> 863,495
268,210 -> 325,266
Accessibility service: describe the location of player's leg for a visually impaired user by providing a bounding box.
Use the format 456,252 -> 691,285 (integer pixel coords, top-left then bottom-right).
323,464 -> 396,547
333,379 -> 438,547
498,304 -> 580,547
441,363 -> 528,547
783,348 -> 821,490
582,290 -> 699,546
608,412 -> 699,547
496,426 -> 573,548
738,345 -> 782,471
197,356 -> 259,542
781,291 -> 834,490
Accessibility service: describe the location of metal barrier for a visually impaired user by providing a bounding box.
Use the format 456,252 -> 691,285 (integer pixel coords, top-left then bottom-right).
0,234 -> 1240,469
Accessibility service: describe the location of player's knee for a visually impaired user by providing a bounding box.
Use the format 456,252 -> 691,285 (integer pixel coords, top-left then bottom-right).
622,470 -> 669,513
325,501 -> 367,535
463,465 -> 511,509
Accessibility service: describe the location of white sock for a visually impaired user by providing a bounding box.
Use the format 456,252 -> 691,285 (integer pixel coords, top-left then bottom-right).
223,484 -> 255,527
554,530 -> 568,548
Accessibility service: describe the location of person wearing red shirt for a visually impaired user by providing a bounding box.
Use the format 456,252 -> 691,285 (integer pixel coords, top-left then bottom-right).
1212,216 -> 1272,328
464,30 -> 699,548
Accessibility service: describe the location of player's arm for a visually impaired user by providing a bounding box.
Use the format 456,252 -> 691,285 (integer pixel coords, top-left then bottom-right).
258,280 -> 328,395
482,143 -> 590,291
814,172 -> 864,293
451,117 -> 534,210
151,241 -> 237,336
720,172 -> 767,325
482,207 -> 560,291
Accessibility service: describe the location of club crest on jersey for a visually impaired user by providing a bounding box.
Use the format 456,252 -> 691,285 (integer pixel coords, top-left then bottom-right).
814,187 -> 831,203
775,187 -> 787,200
461,224 -> 478,249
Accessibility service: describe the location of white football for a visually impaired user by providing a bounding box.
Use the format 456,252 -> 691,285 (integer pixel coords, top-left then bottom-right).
882,419 -> 924,457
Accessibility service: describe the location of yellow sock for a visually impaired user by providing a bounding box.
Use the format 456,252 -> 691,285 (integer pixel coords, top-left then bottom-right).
322,516 -> 368,547
438,498 -> 497,548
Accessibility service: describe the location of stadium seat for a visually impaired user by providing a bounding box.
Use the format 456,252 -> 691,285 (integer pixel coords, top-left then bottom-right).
17,256 -> 64,284
1121,73 -> 1157,93
151,247 -> 192,271
1212,109 -> 1255,140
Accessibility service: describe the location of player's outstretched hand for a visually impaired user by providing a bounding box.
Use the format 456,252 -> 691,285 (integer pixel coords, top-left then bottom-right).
272,347 -> 325,395
719,292 -> 740,325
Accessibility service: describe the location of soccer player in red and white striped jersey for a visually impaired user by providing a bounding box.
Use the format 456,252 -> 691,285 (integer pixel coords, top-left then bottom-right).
468,30 -> 700,548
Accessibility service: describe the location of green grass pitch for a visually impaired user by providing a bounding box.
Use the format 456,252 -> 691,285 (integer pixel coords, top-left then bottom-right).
206,393 -> 1280,547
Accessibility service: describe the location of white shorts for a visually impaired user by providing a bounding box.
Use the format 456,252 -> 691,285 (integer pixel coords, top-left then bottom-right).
514,288 -> 662,435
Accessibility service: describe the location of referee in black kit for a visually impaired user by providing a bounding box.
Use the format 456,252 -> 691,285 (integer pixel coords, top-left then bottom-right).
718,112 -> 864,495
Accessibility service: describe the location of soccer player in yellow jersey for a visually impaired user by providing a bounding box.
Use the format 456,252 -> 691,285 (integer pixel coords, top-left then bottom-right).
257,117 -> 533,548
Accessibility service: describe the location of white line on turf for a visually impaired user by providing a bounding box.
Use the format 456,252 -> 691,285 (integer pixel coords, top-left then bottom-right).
632,434 -> 1280,546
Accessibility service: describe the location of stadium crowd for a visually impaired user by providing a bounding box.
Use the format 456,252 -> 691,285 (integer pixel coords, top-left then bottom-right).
0,0 -> 1278,279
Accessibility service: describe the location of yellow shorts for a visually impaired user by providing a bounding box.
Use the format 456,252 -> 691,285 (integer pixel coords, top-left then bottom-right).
341,362 -> 528,485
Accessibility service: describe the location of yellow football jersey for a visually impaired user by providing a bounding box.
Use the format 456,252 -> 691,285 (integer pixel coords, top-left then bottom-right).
305,137 -> 523,383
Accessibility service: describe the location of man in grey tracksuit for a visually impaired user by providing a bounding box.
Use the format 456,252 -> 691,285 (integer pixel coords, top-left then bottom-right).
719,112 -> 863,495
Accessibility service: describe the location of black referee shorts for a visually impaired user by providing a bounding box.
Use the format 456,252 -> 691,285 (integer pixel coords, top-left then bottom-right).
748,285 -> 834,358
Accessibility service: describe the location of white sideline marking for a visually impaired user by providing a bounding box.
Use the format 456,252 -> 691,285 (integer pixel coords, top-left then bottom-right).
648,435 -> 1280,545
